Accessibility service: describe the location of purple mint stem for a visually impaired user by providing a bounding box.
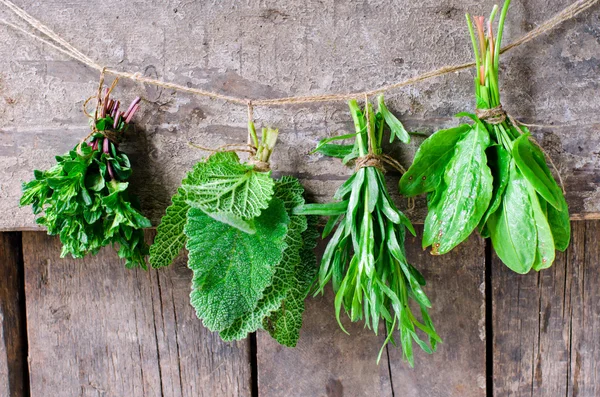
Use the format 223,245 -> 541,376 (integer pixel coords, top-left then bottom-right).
107,99 -> 114,114
125,103 -> 139,123
113,111 -> 122,129
92,140 -> 99,151
107,162 -> 115,180
123,96 -> 141,119
103,137 -> 109,154
111,100 -> 120,118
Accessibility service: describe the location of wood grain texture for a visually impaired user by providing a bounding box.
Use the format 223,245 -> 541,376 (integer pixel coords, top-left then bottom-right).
1,0 -> 599,230
493,220 -> 600,397
22,231 -> 251,397
0,233 -> 26,397
387,226 -> 486,397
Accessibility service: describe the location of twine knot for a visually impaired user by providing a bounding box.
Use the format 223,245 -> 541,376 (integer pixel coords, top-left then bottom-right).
475,105 -> 506,124
355,154 -> 386,173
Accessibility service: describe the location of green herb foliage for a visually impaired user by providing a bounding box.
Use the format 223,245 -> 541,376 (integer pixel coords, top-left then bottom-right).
296,96 -> 440,366
399,0 -> 570,273
20,95 -> 150,268
150,128 -> 317,347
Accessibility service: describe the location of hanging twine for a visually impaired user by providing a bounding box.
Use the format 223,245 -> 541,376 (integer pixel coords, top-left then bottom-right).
475,104 -> 566,194
1,0 -> 597,107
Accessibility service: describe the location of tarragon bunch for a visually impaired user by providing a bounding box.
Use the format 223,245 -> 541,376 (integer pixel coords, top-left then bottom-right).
295,97 -> 440,366
399,0 -> 570,274
150,125 -> 318,347
20,94 -> 150,268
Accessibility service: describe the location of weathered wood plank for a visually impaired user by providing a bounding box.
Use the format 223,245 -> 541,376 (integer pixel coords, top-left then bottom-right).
0,232 -> 27,397
22,231 -> 251,397
493,221 -> 600,396
1,0 -> 599,230
387,226 -> 486,397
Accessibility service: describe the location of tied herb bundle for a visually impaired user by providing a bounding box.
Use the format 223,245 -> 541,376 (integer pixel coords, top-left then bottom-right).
295,96 -> 440,366
20,92 -> 150,268
150,124 -> 318,347
399,0 -> 570,274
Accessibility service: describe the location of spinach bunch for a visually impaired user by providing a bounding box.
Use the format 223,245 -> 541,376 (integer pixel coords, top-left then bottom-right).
296,97 -> 440,366
150,126 -> 318,347
399,0 -> 570,274
20,94 -> 150,268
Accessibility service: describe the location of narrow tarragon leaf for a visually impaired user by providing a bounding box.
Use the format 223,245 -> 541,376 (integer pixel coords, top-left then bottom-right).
149,188 -> 190,268
399,124 -> 471,197
220,177 -> 307,341
423,123 -> 493,254
264,215 -> 319,347
185,198 -> 289,331
487,162 -> 536,274
182,151 -> 274,220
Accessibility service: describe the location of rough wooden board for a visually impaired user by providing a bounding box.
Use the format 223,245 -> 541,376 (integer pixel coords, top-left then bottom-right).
1,0 -> 600,230
387,226 -> 486,397
22,231 -> 252,397
256,241 -> 393,397
0,232 -> 26,397
493,221 -> 600,396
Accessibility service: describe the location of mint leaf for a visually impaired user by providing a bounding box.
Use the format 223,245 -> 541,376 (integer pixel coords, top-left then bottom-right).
149,189 -> 190,268
182,152 -> 275,220
185,197 -> 289,331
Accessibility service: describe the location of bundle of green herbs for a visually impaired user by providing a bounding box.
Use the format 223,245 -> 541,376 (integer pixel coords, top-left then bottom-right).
295,96 -> 440,365
149,123 -> 318,347
20,92 -> 150,268
399,0 -> 570,274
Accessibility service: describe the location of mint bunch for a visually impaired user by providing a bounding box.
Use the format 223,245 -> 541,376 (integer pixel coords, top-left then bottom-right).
150,127 -> 317,347
20,94 -> 150,268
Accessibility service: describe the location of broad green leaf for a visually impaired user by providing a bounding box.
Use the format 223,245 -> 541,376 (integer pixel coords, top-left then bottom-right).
527,183 -> 555,271
149,189 -> 190,268
513,134 -> 561,209
423,123 -> 493,254
546,194 -> 570,251
220,177 -> 307,341
487,163 -> 536,274
264,215 -> 319,347
479,145 -> 511,233
399,124 -> 471,197
182,151 -> 274,220
185,198 -> 289,331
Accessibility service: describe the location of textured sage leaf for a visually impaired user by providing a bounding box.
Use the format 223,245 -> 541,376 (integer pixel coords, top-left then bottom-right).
149,189 -> 190,269
487,163 -> 536,274
399,124 -> 471,197
182,151 -> 274,220
527,183 -> 555,271
185,198 -> 289,331
423,124 -> 493,254
219,176 -> 307,341
512,134 -> 561,209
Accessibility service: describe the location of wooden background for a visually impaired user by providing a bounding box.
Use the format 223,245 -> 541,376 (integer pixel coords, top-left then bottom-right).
0,0 -> 599,396
0,224 -> 599,396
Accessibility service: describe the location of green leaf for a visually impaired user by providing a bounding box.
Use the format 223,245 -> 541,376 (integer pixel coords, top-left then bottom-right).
527,183 -> 555,271
487,162 -> 536,274
547,193 -> 570,252
512,134 -> 561,209
311,132 -> 359,154
378,95 -> 410,143
264,215 -> 319,346
423,123 -> 493,254
314,144 -> 355,158
293,201 -> 349,216
479,145 -> 511,233
149,189 -> 190,269
185,198 -> 289,331
183,151 -> 275,220
399,124 -> 471,197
